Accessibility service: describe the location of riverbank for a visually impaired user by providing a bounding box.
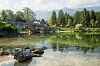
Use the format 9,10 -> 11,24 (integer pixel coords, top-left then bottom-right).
50,27 -> 100,33
0,56 -> 14,62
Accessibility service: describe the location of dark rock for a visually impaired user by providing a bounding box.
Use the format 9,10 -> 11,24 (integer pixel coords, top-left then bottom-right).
0,51 -> 9,56
31,46 -> 47,57
12,48 -> 33,62
11,48 -> 21,56
12,46 -> 47,62
25,47 -> 30,49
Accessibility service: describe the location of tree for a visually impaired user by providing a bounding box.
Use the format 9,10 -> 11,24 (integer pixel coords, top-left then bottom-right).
95,12 -> 100,27
5,10 -> 14,22
0,10 -> 14,22
15,11 -> 24,22
75,24 -> 82,30
64,12 -> 69,27
73,11 -> 80,25
51,10 -> 57,26
81,8 -> 90,27
68,19 -> 73,27
0,10 -> 7,22
57,10 -> 65,27
90,10 -> 96,21
90,19 -> 95,28
47,17 -> 52,25
22,7 -> 36,22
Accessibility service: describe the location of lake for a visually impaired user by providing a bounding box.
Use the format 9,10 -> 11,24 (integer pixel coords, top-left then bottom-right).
0,32 -> 100,66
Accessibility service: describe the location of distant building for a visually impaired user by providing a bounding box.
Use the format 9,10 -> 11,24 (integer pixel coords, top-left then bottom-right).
34,19 -> 49,26
34,20 -> 40,24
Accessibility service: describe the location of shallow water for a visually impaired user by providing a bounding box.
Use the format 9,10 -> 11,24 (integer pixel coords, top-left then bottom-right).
0,48 -> 100,66
0,33 -> 100,66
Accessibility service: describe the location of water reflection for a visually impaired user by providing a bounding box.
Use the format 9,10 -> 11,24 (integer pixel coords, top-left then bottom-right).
14,59 -> 32,66
0,33 -> 100,66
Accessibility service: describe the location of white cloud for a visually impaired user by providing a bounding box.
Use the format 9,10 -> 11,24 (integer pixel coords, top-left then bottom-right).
0,0 -> 100,12
65,0 -> 100,8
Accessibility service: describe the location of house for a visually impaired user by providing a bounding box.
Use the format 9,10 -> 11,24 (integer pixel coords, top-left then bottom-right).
34,19 -> 49,26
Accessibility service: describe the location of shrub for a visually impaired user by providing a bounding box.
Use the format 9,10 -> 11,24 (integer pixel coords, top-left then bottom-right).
75,24 -> 82,30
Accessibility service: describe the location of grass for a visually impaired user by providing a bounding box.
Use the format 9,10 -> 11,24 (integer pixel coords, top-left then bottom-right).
20,29 -> 28,34
50,27 -> 100,32
60,28 -> 72,31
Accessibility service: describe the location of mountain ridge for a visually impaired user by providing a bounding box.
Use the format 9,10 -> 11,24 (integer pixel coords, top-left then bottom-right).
34,6 -> 100,20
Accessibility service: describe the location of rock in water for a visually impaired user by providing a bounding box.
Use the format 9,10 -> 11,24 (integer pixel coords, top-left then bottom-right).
13,48 -> 33,62
0,52 -> 9,56
13,46 -> 47,62
31,46 -> 47,57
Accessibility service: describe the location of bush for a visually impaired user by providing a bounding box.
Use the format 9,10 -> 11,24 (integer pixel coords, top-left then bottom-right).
0,21 -> 16,32
75,24 -> 82,30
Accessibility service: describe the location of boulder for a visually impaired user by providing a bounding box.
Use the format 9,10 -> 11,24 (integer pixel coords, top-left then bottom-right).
13,48 -> 33,62
12,46 -> 47,62
31,46 -> 47,57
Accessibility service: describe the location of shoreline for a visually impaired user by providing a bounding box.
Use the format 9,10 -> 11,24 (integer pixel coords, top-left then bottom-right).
0,56 -> 14,62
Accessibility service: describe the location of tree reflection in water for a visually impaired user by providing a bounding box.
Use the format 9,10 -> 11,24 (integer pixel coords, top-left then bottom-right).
0,33 -> 100,66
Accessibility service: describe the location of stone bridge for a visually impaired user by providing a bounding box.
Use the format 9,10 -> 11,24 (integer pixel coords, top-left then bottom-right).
8,21 -> 50,33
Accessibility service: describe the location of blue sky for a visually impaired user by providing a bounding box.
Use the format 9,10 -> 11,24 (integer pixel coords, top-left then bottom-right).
0,0 -> 100,12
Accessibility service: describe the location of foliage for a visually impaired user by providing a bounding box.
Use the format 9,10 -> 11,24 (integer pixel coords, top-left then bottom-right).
90,19 -> 95,28
15,11 -> 25,22
0,10 -> 14,22
0,7 -> 100,28
0,21 -> 16,31
20,29 -> 28,33
57,10 -> 65,27
22,7 -> 36,22
47,17 -> 52,26
64,12 -> 69,26
90,10 -> 96,21
68,19 -> 73,27
48,8 -> 100,28
75,24 -> 82,30
51,10 -> 57,26
0,7 -> 36,23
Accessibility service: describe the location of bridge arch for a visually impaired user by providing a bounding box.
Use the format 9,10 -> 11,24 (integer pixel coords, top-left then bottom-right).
8,21 -> 50,34
25,26 -> 36,34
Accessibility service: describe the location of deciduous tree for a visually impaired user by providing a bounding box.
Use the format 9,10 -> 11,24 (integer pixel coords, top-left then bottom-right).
22,7 -> 36,22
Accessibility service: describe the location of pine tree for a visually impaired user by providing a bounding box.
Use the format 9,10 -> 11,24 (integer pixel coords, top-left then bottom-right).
57,10 -> 65,27
81,8 -> 90,27
51,10 -> 57,26
90,10 -> 96,21
65,12 -> 69,27
73,11 -> 80,25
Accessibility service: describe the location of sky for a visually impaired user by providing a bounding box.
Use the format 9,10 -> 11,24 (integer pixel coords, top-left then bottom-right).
0,0 -> 100,12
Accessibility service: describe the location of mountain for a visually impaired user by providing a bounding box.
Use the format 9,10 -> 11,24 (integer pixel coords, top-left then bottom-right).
34,6 -> 100,20
77,6 -> 100,12
34,11 -> 52,20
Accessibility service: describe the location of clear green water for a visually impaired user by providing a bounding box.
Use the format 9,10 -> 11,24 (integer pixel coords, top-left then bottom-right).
0,33 -> 100,66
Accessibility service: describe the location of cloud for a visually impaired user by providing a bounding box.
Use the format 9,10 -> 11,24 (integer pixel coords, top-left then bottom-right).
0,0 -> 100,12
65,0 -> 100,8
